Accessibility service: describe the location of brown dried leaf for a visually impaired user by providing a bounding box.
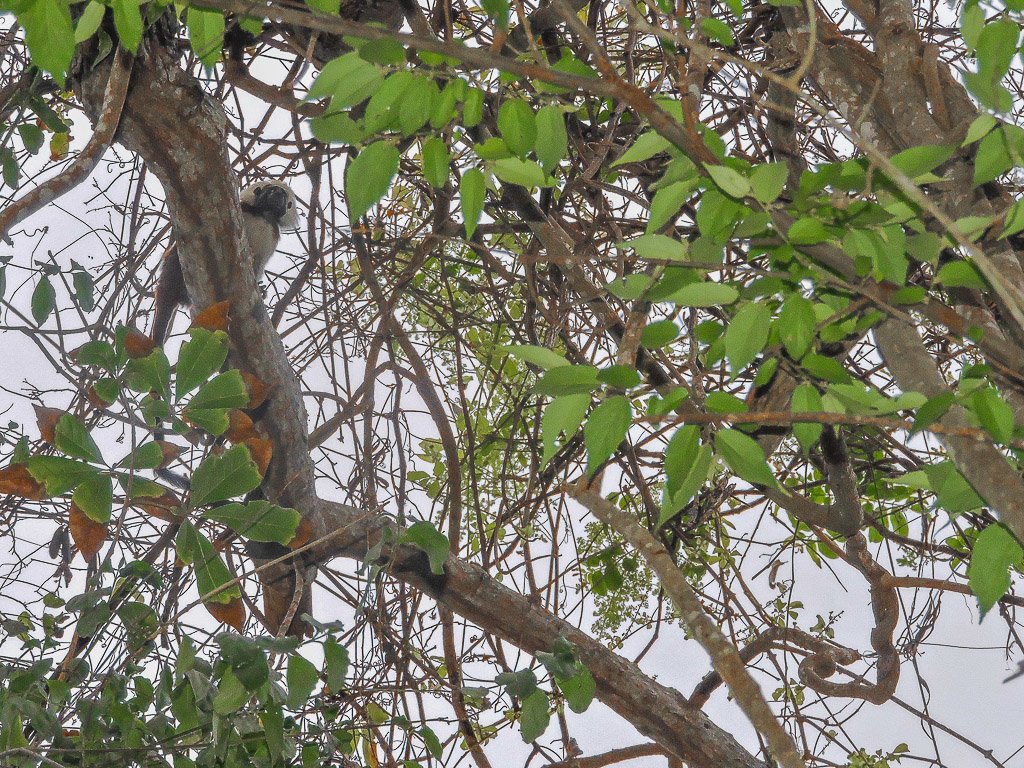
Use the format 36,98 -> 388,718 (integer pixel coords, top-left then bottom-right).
134,490 -> 182,522
192,300 -> 230,333
206,595 -> 245,631
86,386 -> 113,409
34,405 -> 62,444
289,516 -> 314,550
155,441 -> 184,470
244,437 -> 273,477
124,327 -> 156,358
225,410 -> 258,443
70,503 -> 107,562
241,371 -> 269,410
0,463 -> 47,499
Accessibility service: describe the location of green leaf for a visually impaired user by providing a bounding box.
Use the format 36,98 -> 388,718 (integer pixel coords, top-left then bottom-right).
75,340 -> 118,373
612,131 -> 672,167
497,668 -> 538,698
787,217 -> 831,245
1000,199 -> 1024,239
175,522 -> 241,604
286,654 -> 320,710
935,260 -> 987,289
74,1 -> 105,43
640,320 -> 678,348
541,394 -> 589,467
970,386 -> 1015,444
503,344 -> 569,369
422,137 -> 450,189
498,99 -> 537,157
111,0 -> 143,52
205,501 -> 301,545
72,474 -> 113,523
117,442 -> 165,470
584,396 -> 631,476
18,0 -> 74,83
791,383 -> 823,454
310,111 -> 364,146
212,669 -> 248,715
31,276 -> 55,325
460,168 -> 485,239
725,302 -> 770,376
534,365 -> 599,396
922,461 -> 983,515
93,377 -> 119,406
346,141 -> 400,221
185,369 -> 248,412
968,524 -> 1024,616
669,282 -> 739,307
307,0 -> 340,12
55,413 -> 103,463
535,106 -> 568,173
699,16 -> 734,45
556,666 -> 595,713
72,270 -> 94,312
27,456 -> 98,496
1,149 -> 19,189
176,328 -> 229,399
399,77 -> 437,135
323,638 -> 350,692
190,444 -> 262,507
647,180 -> 697,232
962,114 -> 998,146
801,353 -> 852,384
17,124 -> 44,155
519,689 -> 550,743
597,365 -> 641,389
973,125 -> 1020,185
606,274 -> 654,300
124,350 -> 172,394
660,426 -> 712,524
910,392 -> 954,435
420,726 -> 444,759
620,233 -> 688,261
462,88 -> 484,127
705,163 -> 751,199
403,520 -> 449,574
715,428 -> 777,487
888,144 -> 955,178
750,162 -> 788,204
493,157 -> 551,189
187,7 -> 225,68
430,80 -> 461,129
776,295 -> 815,360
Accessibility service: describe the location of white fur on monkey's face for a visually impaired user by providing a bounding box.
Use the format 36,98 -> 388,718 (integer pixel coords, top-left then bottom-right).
241,180 -> 299,229
239,180 -> 298,275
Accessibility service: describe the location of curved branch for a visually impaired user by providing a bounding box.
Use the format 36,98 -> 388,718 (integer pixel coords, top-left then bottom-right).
0,49 -> 133,242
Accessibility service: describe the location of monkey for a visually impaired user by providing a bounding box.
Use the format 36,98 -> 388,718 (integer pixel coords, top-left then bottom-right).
150,180 -> 299,344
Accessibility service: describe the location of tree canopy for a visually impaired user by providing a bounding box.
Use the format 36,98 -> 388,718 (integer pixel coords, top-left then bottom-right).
0,0 -> 1022,765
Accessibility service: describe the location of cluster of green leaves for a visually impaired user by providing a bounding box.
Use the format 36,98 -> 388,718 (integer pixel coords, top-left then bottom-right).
0,79 -> 69,193
495,637 -> 595,743
2,0 -> 232,82
499,74 -> 1024,616
3,326 -> 300,613
25,258 -> 96,324
306,38 -> 594,235
0,621 -> 370,768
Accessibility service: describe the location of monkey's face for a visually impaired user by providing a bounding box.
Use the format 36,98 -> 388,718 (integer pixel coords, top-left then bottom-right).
240,181 -> 299,231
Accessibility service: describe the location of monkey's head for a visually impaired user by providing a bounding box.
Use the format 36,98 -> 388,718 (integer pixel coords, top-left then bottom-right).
240,180 -> 299,231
